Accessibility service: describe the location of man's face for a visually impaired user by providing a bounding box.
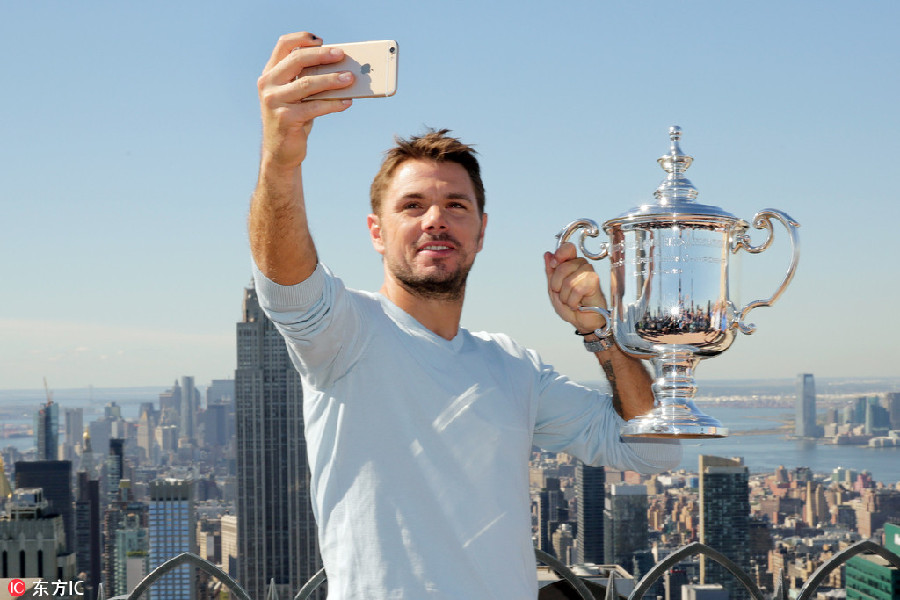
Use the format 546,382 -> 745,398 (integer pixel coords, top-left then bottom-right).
368,159 -> 488,300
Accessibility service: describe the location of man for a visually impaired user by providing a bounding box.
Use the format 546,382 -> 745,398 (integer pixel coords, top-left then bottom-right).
249,31 -> 680,599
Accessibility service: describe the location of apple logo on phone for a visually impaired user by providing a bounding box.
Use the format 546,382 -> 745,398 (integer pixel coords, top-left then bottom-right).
360,63 -> 372,75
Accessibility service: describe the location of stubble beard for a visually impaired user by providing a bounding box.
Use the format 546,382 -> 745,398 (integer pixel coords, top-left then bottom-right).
388,235 -> 474,302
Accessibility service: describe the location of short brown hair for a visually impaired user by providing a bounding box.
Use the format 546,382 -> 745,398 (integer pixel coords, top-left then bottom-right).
370,128 -> 485,215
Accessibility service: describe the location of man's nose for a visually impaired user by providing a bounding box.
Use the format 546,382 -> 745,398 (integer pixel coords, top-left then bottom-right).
422,204 -> 447,230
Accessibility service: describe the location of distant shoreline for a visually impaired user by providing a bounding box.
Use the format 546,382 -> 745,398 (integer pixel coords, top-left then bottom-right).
2,375 -> 898,395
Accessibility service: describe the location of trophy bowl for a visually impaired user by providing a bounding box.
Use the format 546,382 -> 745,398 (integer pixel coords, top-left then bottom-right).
557,126 -> 800,438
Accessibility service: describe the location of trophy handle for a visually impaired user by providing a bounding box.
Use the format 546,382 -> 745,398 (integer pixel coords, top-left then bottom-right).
576,306 -> 612,338
555,219 -> 612,337
731,209 -> 801,334
555,218 -> 609,260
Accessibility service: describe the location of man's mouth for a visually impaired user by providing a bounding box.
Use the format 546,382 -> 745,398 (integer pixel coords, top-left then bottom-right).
416,236 -> 458,255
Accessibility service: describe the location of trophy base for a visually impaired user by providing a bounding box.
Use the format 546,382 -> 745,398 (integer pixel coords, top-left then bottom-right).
620,404 -> 729,439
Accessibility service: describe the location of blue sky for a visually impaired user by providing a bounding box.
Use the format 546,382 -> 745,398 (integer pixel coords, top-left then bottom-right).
2,2 -> 898,390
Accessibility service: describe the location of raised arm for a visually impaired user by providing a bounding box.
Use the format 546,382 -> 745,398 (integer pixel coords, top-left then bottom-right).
249,32 -> 354,285
544,243 -> 655,421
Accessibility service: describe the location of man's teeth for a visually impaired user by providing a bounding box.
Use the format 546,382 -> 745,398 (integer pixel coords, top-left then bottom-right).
424,245 -> 450,250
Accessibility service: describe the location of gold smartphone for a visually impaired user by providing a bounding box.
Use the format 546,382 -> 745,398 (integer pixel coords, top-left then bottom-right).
302,40 -> 398,100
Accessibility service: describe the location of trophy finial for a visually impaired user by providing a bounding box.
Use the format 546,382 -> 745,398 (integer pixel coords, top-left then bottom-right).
655,125 -> 698,204
669,126 -> 684,155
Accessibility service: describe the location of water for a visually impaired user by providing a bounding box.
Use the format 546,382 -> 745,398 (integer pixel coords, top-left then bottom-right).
677,405 -> 899,484
0,386 -> 167,455
2,385 -> 898,485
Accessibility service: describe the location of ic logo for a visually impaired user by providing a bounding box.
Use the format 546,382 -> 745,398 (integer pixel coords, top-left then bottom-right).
8,579 -> 27,597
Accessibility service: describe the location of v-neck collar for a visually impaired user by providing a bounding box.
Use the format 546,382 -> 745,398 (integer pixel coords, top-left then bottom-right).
376,293 -> 467,353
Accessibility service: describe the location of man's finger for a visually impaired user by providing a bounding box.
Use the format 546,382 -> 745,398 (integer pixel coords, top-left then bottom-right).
266,46 -> 347,88
264,31 -> 322,72
553,242 -> 578,263
548,255 -> 587,295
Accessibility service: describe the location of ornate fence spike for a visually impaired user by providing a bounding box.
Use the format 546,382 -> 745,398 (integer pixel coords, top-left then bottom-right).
294,568 -> 327,600
629,542 -> 765,600
125,552 -> 252,600
534,547 -> 595,600
114,540 -> 900,600
265,578 -> 279,600
605,570 -> 618,600
796,540 -> 900,600
771,568 -> 789,600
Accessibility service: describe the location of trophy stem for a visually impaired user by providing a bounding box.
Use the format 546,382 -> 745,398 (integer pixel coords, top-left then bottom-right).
620,349 -> 729,438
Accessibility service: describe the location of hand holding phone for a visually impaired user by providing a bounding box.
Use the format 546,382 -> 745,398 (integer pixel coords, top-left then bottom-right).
302,40 -> 398,101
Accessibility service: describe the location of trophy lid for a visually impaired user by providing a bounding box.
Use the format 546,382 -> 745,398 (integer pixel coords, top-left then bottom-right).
606,126 -> 739,225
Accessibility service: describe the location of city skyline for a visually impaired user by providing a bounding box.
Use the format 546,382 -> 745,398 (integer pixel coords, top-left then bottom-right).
3,2 -> 900,389
2,378 -> 897,599
3,375 -> 898,484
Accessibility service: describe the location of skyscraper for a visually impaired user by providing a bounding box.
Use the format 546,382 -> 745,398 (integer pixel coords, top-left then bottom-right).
148,478 -> 195,600
35,398 -> 59,461
15,460 -> 75,554
537,477 -> 564,557
107,438 -> 125,504
0,488 -> 76,582
235,283 -> 321,600
105,486 -> 149,599
180,376 -> 197,445
75,470 -> 102,600
575,462 -> 605,565
887,392 -> 900,430
604,484 -> 651,576
699,455 -> 750,600
795,373 -> 818,437
63,407 -> 84,463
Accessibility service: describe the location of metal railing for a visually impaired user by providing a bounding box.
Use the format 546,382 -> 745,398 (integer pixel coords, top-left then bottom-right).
102,540 -> 900,600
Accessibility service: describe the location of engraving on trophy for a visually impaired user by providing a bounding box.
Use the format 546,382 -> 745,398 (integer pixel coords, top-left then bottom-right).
556,126 -> 800,439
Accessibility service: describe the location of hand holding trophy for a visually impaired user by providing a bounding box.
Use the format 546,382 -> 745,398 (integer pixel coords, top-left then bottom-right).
557,127 -> 800,438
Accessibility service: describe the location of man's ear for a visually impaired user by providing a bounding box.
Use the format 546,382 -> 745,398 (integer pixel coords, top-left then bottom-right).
476,212 -> 488,253
367,214 -> 385,255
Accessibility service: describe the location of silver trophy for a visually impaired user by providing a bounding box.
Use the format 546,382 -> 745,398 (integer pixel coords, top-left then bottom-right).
557,126 -> 800,438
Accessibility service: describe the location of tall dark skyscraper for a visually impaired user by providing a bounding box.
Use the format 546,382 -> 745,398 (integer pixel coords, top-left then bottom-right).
604,484 -> 650,573
15,460 -> 75,554
235,283 -> 321,600
795,373 -> 818,437
107,438 -> 125,504
575,462 -> 605,565
699,455 -> 750,600
75,470 -> 102,600
35,398 -> 59,461
537,477 -> 565,557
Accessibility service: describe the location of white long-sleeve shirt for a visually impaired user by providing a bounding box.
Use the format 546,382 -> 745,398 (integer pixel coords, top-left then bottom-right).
253,263 -> 680,599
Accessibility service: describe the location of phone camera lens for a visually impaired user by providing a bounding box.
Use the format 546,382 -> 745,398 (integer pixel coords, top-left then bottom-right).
389,46 -> 396,54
